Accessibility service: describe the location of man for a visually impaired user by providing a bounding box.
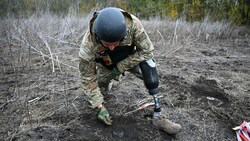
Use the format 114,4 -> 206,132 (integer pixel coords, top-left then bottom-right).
79,7 -> 181,134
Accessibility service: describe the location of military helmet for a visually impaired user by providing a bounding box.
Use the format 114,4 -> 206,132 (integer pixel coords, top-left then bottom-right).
93,7 -> 127,42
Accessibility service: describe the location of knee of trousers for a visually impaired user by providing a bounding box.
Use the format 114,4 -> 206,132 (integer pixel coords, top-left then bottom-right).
97,65 -> 113,94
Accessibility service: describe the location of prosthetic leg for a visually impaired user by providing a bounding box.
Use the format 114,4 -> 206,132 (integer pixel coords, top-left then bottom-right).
139,59 -> 182,134
139,59 -> 161,118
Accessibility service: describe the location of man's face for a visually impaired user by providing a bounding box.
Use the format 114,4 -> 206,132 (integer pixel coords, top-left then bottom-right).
101,40 -> 120,51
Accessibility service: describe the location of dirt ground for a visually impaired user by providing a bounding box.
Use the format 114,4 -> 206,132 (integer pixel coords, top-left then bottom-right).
0,18 -> 250,141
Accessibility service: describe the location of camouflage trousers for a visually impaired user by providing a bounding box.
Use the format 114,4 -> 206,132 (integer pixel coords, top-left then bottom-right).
97,64 -> 114,94
87,64 -> 141,108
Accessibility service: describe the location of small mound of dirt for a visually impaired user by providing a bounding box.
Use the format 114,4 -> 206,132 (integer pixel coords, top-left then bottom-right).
191,77 -> 230,107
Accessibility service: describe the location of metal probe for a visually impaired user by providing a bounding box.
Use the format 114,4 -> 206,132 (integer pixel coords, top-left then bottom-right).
153,95 -> 161,118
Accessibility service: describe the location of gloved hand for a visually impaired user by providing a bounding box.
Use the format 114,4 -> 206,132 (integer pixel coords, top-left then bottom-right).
112,66 -> 122,80
97,107 -> 112,125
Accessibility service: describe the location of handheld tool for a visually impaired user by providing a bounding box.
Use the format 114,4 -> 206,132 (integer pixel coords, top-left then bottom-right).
124,102 -> 155,115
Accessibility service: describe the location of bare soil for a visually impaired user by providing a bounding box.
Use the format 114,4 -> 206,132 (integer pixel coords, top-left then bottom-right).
0,19 -> 250,141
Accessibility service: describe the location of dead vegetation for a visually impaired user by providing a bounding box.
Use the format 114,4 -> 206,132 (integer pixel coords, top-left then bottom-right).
0,14 -> 250,141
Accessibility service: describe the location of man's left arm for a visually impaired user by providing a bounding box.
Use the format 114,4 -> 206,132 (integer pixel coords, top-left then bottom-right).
116,16 -> 154,73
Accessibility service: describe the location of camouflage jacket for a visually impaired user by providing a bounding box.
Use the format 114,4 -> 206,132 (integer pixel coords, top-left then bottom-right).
79,9 -> 154,108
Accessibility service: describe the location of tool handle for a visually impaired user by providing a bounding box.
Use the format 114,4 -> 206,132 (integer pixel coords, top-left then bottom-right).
139,102 -> 155,109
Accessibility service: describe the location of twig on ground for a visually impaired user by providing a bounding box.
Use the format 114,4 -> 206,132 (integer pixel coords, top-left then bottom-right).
38,34 -> 55,72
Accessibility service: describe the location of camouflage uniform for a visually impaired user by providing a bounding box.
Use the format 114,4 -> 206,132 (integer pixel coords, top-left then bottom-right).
79,9 -> 154,108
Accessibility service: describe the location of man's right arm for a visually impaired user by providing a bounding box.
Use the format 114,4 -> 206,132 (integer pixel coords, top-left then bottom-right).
79,31 -> 104,108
